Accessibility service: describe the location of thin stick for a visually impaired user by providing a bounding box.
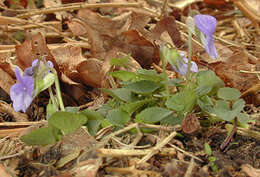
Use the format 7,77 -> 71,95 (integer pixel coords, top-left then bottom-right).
220,118 -> 237,150
169,143 -> 203,162
97,147 -> 176,157
0,150 -> 24,161
137,131 -> 177,164
17,3 -> 141,18
184,158 -> 195,177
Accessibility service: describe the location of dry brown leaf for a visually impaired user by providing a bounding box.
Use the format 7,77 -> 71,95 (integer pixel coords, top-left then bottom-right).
77,58 -> 104,88
67,20 -> 87,36
210,52 -> 260,105
78,9 -> 131,38
150,16 -> 183,48
241,164 -> 260,177
120,30 -> 158,68
0,68 -> 15,95
182,113 -> 200,134
16,33 -> 60,74
51,45 -> 86,83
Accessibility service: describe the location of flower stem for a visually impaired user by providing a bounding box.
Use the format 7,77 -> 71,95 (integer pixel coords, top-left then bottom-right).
48,87 -> 58,110
54,74 -> 65,111
186,29 -> 193,83
162,56 -> 170,99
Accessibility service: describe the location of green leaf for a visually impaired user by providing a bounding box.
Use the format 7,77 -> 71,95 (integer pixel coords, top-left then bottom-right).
136,69 -> 164,82
110,70 -> 137,81
232,99 -> 245,115
82,109 -> 104,120
237,113 -> 250,128
87,119 -> 102,136
49,111 -> 88,135
168,78 -> 184,86
214,100 -> 243,122
165,89 -> 197,113
209,156 -> 217,162
135,107 -> 172,124
65,106 -> 80,112
196,70 -> 224,95
124,80 -> 161,94
34,73 -> 55,97
121,99 -> 152,115
197,96 -> 215,115
20,126 -> 60,146
101,88 -> 136,102
215,100 -> 233,121
110,55 -> 130,67
217,87 -> 241,101
204,143 -> 212,156
160,46 -> 180,68
106,109 -> 131,127
160,113 -> 184,126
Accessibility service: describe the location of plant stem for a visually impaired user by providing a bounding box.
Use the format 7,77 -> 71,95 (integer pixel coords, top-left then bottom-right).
54,74 -> 65,111
186,29 -> 193,83
162,56 -> 170,99
220,118 -> 237,150
48,87 -> 58,110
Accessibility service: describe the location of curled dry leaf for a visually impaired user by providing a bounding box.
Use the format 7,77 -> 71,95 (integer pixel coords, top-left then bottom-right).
182,113 -> 200,134
120,30 -> 158,68
77,58 -> 104,88
150,16 -> 183,48
51,45 -> 86,83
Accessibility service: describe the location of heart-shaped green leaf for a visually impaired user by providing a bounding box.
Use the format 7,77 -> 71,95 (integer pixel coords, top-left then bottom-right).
20,126 -> 60,146
217,87 -> 241,101
135,107 -> 172,124
166,89 -> 197,113
49,111 -> 87,135
101,88 -> 136,102
124,80 -> 160,94
106,109 -> 131,127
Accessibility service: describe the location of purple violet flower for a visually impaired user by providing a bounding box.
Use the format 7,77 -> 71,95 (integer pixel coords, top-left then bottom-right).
171,53 -> 198,75
194,14 -> 218,59
24,59 -> 54,77
10,68 -> 34,112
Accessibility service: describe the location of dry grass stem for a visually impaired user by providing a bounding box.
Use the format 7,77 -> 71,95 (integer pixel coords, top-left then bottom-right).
137,131 -> 177,164
97,147 -> 176,157
17,3 -> 141,18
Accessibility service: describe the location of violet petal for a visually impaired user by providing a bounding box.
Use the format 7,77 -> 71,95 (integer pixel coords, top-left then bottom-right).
194,15 -> 217,36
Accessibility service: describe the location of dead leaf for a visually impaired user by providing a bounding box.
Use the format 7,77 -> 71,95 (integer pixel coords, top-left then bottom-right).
77,58 -> 104,88
241,164 -> 260,177
77,9 -> 132,38
150,16 -> 183,48
67,20 -> 87,36
0,68 -> 15,95
51,45 -> 86,83
16,33 -> 60,75
182,113 -> 200,134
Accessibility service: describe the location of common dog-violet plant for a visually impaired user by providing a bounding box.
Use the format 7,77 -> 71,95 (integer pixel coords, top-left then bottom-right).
14,14 -> 250,150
